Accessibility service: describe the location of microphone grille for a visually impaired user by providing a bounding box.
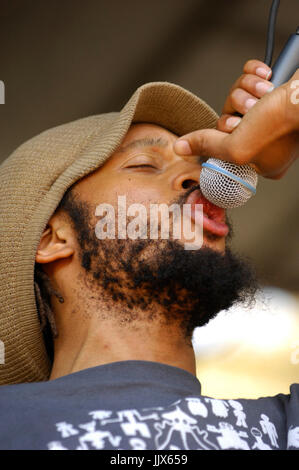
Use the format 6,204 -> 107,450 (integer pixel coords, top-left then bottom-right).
200,158 -> 258,209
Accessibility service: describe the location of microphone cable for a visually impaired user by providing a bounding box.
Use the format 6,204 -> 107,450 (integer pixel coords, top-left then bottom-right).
264,0 -> 281,66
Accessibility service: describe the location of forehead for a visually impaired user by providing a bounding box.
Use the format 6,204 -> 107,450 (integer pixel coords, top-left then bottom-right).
119,122 -> 178,147
71,122 -> 202,195
71,123 -> 180,197
95,123 -> 178,169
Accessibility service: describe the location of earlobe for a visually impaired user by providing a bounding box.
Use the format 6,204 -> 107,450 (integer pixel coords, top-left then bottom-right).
35,223 -> 75,264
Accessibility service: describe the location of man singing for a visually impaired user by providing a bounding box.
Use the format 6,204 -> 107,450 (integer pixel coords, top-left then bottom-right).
0,60 -> 298,450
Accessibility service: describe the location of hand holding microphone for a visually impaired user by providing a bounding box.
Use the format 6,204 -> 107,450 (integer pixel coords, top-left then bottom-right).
174,65 -> 298,176
174,0 -> 299,209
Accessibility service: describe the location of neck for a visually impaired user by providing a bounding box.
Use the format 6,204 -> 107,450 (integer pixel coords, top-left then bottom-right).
49,306 -> 196,380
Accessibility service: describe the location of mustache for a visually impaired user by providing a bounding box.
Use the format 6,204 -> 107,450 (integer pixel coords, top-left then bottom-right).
173,183 -> 201,207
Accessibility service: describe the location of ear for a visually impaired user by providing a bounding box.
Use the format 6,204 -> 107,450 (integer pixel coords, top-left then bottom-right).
36,215 -> 75,264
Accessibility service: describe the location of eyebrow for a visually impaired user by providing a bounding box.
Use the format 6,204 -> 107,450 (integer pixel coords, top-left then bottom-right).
117,136 -> 169,153
117,135 -> 205,165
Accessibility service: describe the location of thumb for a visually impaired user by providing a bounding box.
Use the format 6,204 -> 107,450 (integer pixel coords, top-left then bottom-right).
174,128 -> 234,162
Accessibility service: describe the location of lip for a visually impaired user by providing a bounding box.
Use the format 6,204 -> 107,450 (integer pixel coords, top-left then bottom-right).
185,189 -> 229,238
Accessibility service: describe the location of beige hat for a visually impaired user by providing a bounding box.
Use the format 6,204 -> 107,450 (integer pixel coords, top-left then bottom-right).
0,81 -> 218,385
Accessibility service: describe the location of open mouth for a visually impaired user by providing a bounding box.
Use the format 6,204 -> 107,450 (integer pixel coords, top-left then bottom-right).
186,189 -> 229,238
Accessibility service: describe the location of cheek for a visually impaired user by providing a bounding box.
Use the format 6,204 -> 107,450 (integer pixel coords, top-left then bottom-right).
96,175 -> 172,208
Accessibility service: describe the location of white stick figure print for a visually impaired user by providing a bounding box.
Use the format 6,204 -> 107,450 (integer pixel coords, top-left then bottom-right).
287,426 -> 299,449
186,397 -> 208,418
56,422 -> 79,438
129,437 -> 147,450
89,410 -> 113,420
250,427 -> 271,450
101,409 -> 158,438
207,422 -> 249,450
154,405 -> 218,450
204,398 -> 229,418
76,421 -> 121,450
228,400 -> 248,428
259,414 -> 278,448
46,396 -> 287,450
48,441 -> 69,450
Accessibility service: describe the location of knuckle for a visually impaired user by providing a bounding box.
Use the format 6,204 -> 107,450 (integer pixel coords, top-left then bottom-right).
243,59 -> 255,72
200,134 -> 211,156
230,88 -> 243,106
188,134 -> 201,152
216,115 -> 226,131
238,74 -> 249,89
243,59 -> 259,73
239,74 -> 258,91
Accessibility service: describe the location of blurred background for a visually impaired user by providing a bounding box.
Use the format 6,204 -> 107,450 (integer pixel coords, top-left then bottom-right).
0,0 -> 298,397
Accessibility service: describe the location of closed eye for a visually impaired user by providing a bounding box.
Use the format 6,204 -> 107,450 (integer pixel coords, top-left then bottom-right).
125,164 -> 157,169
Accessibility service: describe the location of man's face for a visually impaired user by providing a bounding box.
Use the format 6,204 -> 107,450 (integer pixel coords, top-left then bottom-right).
47,122 -> 256,338
73,122 -> 229,251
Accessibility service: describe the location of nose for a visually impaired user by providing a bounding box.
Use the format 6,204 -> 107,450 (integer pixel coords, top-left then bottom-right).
172,165 -> 201,192
181,178 -> 198,190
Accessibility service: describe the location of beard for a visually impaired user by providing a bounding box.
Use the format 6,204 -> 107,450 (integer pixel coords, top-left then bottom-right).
59,187 -> 258,340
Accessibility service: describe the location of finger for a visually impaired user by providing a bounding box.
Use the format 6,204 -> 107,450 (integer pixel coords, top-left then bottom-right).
243,59 -> 272,80
174,129 -> 234,162
237,74 -> 274,98
229,88 -> 258,115
217,114 -> 242,133
222,76 -> 274,115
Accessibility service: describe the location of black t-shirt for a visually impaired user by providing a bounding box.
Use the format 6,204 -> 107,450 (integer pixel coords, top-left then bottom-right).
0,360 -> 298,450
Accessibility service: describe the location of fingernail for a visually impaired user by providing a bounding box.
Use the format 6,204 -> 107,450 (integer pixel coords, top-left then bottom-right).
245,97 -> 257,111
226,116 -> 242,129
174,140 -> 192,155
256,67 -> 272,80
256,81 -> 274,95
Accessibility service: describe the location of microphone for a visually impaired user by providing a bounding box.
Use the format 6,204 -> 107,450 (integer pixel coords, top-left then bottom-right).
200,159 -> 258,209
199,5 -> 299,209
271,27 -> 299,87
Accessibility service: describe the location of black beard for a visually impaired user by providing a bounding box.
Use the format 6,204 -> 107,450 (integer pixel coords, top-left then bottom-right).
59,188 -> 258,340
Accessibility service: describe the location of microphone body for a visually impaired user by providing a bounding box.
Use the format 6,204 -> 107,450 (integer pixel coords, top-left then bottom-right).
271,29 -> 299,87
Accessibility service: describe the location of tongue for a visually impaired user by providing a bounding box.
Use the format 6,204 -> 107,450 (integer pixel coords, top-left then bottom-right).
199,194 -> 225,223
188,191 -> 229,237
202,212 -> 229,237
